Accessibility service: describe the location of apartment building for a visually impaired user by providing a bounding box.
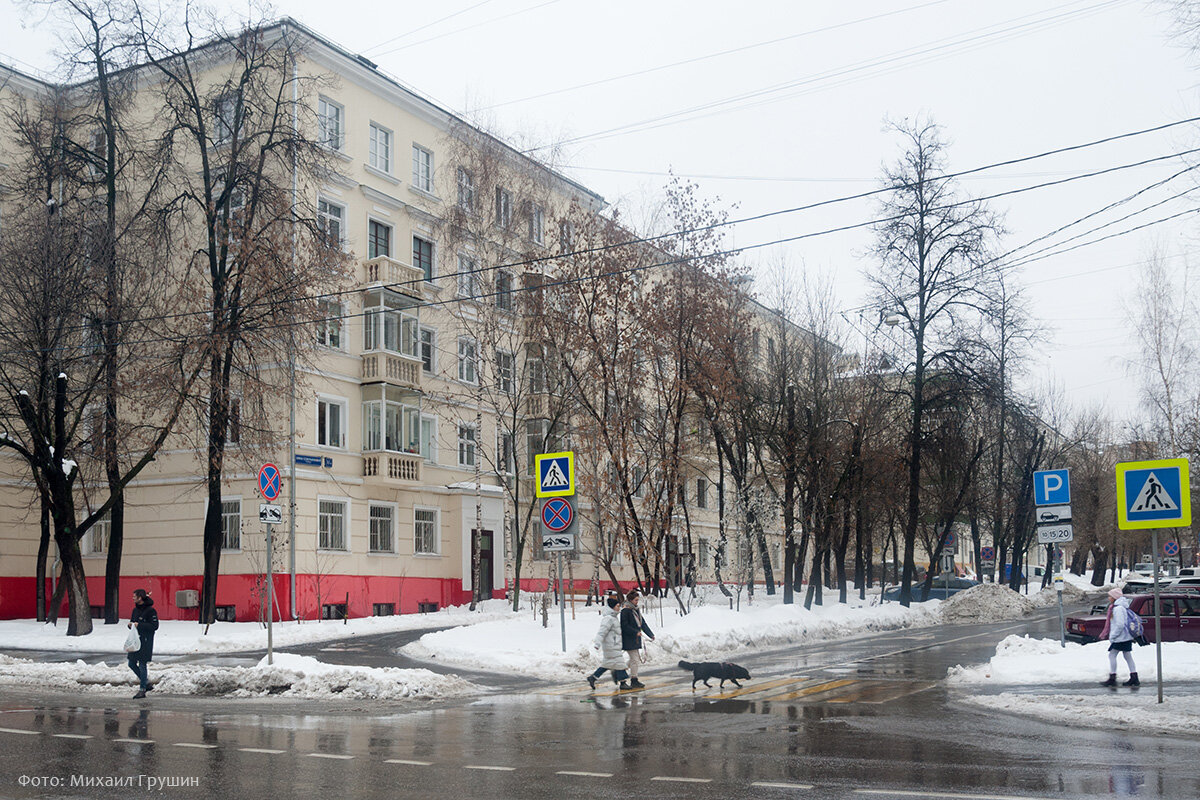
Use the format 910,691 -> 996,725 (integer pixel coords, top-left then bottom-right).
0,19 -> 779,623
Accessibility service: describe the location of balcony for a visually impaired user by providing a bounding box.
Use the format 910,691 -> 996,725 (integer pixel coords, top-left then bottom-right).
364,255 -> 424,300
363,452 -> 422,482
361,352 -> 421,391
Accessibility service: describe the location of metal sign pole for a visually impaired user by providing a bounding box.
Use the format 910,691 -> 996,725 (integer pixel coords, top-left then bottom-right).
1152,528 -> 1163,704
558,551 -> 566,653
1055,546 -> 1065,648
267,521 -> 274,665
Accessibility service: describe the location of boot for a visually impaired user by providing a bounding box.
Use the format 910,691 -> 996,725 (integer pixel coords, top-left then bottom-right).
587,675 -> 596,690
629,679 -> 645,689
618,681 -> 630,691
1100,674 -> 1117,687
1122,672 -> 1140,687
132,689 -> 147,699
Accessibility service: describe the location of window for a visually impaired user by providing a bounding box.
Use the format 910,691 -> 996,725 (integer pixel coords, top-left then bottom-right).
698,538 -> 711,570
321,603 -> 347,620
221,498 -> 241,550
457,167 -> 475,211
412,145 -> 433,192
318,199 -> 344,248
373,603 -> 395,616
318,97 -> 344,150
318,498 -> 348,550
368,220 -> 391,259
458,338 -> 478,384
369,504 -> 395,553
528,203 -> 545,244
317,396 -> 346,448
362,289 -> 418,357
414,508 -> 439,555
83,511 -> 111,556
420,415 -> 437,462
413,235 -> 434,281
87,129 -> 106,178
497,429 -> 515,474
696,477 -> 708,509
526,418 -> 549,470
494,186 -> 512,229
316,299 -> 344,349
496,350 -> 514,394
369,123 -> 392,172
633,466 -> 645,498
458,424 -> 477,467
496,269 -> 514,311
214,94 -> 238,144
419,327 -> 436,373
558,220 -> 574,252
527,356 -> 545,394
362,385 -> 419,453
457,253 -> 478,298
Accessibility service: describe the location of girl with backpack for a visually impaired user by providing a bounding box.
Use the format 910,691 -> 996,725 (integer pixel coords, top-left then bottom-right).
1099,588 -> 1139,687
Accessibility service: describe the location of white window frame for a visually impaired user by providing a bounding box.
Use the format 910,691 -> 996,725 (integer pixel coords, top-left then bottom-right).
318,198 -> 345,249
420,414 -> 438,463
369,502 -> 397,554
458,423 -> 477,467
369,122 -> 393,173
457,167 -> 475,211
496,269 -> 514,311
317,96 -> 344,151
497,429 -> 515,476
529,202 -> 545,244
214,94 -> 238,144
496,349 -> 514,394
318,496 -> 350,552
368,218 -> 392,259
221,497 -> 242,551
419,326 -> 436,373
412,144 -> 434,192
316,298 -> 345,350
82,510 -> 111,557
317,394 -> 348,449
413,234 -> 435,282
495,186 -> 512,229
414,507 -> 440,556
458,337 -> 478,384
457,253 -> 478,298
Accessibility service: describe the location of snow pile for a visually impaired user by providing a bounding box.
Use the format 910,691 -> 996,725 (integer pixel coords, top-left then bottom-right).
0,651 -> 483,701
969,691 -> 1200,736
0,599 -> 517,655
404,596 -> 941,681
947,634 -> 1200,684
939,583 -> 1036,623
1029,580 -> 1092,608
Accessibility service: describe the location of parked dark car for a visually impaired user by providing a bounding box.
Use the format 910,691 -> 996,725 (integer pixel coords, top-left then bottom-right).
1065,593 -> 1200,644
882,577 -> 978,602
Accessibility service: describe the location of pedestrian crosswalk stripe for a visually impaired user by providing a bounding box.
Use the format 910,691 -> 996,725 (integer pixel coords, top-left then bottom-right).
827,681 -> 935,704
760,679 -> 859,702
703,676 -> 804,700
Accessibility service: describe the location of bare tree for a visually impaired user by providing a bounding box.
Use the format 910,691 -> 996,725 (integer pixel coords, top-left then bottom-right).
868,116 -> 1004,606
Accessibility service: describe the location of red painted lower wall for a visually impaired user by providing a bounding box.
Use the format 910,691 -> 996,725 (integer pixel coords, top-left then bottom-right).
0,575 -> 646,622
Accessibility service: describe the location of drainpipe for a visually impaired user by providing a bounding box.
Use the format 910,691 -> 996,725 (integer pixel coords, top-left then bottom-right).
287,23 -> 299,619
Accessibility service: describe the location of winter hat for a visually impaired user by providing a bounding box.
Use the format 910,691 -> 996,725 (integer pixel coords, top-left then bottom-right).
1109,588 -> 1124,600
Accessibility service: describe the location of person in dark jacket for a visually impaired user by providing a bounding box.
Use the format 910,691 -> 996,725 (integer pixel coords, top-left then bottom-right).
128,589 -> 159,698
619,589 -> 654,689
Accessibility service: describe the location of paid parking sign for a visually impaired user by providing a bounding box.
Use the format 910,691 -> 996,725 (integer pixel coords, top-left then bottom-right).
1116,458 -> 1191,530
1034,469 -> 1070,506
535,452 -> 575,498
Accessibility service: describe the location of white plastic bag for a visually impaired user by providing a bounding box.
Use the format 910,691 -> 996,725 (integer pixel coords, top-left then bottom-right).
123,627 -> 141,653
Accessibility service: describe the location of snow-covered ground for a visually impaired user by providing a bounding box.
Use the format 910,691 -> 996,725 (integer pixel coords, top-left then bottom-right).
5,572 -> 1195,738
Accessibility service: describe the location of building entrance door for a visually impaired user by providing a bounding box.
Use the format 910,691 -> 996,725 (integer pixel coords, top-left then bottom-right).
472,529 -> 494,599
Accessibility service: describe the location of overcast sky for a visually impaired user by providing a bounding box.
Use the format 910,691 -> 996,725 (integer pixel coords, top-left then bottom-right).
3,0 -> 1198,428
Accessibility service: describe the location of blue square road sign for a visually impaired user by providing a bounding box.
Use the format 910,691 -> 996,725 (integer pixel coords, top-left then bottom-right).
1033,469 -> 1070,506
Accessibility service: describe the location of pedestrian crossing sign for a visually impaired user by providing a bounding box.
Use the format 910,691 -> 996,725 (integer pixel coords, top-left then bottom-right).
1116,458 -> 1190,530
535,452 -> 575,498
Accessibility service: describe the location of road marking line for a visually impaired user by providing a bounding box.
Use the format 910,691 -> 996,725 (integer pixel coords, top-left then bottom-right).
557,771 -> 613,778
465,765 -> 515,771
306,753 -> 354,760
752,781 -> 816,790
763,678 -> 859,702
704,676 -> 806,699
113,738 -> 153,744
0,727 -> 38,735
239,747 -> 285,754
173,742 -> 217,749
857,791 -> 1059,800
651,776 -> 712,783
829,681 -> 937,705
385,759 -> 433,766
52,734 -> 92,739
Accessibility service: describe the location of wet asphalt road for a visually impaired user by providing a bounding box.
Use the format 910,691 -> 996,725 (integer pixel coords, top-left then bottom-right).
1,603 -> 1198,799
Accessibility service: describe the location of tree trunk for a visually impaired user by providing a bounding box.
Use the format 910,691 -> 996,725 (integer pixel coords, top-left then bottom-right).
36,498 -> 50,622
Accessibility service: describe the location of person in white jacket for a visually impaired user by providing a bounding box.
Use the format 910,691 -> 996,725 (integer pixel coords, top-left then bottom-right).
1100,588 -> 1139,687
586,595 -> 630,691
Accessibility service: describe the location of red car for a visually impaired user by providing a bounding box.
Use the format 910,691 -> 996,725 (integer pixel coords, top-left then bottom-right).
1065,592 -> 1200,644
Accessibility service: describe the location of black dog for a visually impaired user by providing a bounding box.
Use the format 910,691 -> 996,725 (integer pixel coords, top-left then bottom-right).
677,660 -> 751,689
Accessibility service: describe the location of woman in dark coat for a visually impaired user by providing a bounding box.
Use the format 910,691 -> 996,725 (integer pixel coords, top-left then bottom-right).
619,590 -> 654,689
128,588 -> 159,698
